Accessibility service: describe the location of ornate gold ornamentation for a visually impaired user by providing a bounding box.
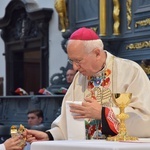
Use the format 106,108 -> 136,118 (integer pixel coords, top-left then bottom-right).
126,41 -> 150,50
135,18 -> 150,28
99,0 -> 106,36
107,93 -> 138,141
126,0 -> 132,30
113,0 -> 120,35
54,0 -> 69,32
10,124 -> 26,147
90,27 -> 98,33
141,60 -> 150,75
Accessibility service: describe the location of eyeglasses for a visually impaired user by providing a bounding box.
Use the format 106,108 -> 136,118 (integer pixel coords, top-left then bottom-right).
68,58 -> 83,65
68,51 -> 92,65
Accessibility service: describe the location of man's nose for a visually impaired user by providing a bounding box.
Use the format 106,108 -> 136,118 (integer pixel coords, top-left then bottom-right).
73,63 -> 80,70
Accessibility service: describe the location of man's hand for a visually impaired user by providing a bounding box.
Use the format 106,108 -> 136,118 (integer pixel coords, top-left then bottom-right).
4,136 -> 23,150
69,97 -> 102,119
25,129 -> 49,143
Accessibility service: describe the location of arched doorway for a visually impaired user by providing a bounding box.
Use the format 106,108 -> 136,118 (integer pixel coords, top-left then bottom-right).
0,0 -> 53,95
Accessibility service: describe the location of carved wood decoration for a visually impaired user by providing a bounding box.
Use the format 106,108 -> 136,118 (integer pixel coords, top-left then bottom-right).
54,0 -> 69,32
0,0 -> 53,95
126,0 -> 132,30
0,95 -> 63,139
113,0 -> 120,35
99,0 -> 106,36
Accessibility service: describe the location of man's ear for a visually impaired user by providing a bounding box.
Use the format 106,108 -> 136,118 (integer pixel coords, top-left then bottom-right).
39,117 -> 43,123
93,48 -> 101,57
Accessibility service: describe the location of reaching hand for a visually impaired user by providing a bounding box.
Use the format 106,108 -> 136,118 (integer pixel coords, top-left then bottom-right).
26,129 -> 49,143
69,97 -> 102,119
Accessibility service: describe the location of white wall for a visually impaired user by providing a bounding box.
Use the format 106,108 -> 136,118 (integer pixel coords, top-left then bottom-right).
35,0 -> 68,77
0,0 -> 68,95
0,0 -> 10,95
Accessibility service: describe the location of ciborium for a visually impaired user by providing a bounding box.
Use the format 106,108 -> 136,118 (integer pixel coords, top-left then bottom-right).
107,93 -> 138,141
10,124 -> 26,147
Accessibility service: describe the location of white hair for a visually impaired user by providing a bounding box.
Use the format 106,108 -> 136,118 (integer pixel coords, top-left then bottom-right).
83,39 -> 104,53
67,39 -> 104,53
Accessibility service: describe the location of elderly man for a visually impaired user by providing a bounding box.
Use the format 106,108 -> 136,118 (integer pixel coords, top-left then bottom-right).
26,27 -> 150,142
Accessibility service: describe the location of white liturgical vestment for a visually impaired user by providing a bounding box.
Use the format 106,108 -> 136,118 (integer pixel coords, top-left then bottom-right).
47,51 -> 150,140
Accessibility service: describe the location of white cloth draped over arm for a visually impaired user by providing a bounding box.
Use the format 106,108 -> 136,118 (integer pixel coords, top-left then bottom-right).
47,72 -> 85,140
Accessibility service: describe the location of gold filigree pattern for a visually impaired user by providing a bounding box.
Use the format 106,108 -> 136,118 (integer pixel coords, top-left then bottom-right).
141,60 -> 150,75
126,41 -> 150,50
135,18 -> 150,28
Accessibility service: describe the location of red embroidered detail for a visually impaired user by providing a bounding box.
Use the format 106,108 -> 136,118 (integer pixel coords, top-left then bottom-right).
88,81 -> 94,89
101,77 -> 110,87
105,107 -> 119,134
85,121 -> 101,139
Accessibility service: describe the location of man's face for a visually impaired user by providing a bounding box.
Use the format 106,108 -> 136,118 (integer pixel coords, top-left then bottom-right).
27,113 -> 42,127
67,40 -> 98,76
66,69 -> 76,83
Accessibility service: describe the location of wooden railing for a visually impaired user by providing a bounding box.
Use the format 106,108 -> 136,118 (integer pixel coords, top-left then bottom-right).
0,77 -> 3,96
0,95 -> 64,143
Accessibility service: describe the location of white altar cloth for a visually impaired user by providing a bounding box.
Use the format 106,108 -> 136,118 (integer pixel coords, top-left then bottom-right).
31,139 -> 150,150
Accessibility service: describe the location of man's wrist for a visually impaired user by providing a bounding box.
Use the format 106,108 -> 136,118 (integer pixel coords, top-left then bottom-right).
45,131 -> 54,140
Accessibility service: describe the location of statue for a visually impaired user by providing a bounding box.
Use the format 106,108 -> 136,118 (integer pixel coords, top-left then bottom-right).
126,0 -> 132,30
54,0 -> 69,32
113,0 -> 120,35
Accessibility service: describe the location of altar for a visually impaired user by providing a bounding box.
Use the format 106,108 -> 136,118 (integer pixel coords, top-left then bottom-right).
31,139 -> 150,150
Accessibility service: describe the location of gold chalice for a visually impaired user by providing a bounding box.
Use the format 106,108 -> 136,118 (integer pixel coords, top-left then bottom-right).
107,93 -> 138,141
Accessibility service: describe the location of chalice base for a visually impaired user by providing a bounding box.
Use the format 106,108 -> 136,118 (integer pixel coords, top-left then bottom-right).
107,134 -> 138,141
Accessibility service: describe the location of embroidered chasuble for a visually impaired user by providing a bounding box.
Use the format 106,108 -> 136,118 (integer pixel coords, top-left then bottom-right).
84,54 -> 118,139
